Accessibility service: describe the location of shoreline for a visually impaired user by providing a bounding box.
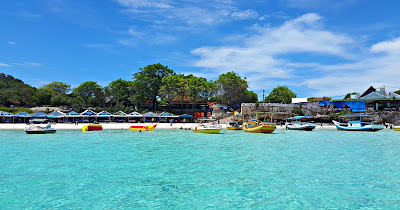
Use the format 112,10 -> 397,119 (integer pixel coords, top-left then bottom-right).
0,123 -> 340,130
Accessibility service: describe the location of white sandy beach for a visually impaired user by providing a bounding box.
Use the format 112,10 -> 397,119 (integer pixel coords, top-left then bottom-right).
0,122 -> 338,130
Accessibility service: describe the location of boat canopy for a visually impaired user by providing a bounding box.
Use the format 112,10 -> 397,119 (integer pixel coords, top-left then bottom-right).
113,110 -> 127,116
66,111 -> 80,116
47,111 -> 66,118
97,111 -> 112,116
29,118 -> 49,124
81,110 -> 96,115
15,112 -> 31,117
0,111 -> 13,116
32,111 -> 47,118
288,116 -> 311,120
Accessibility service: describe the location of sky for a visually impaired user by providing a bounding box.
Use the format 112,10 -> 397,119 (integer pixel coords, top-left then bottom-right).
1,0 -> 400,99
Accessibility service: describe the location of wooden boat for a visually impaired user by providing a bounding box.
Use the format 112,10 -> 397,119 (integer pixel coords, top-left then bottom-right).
285,116 -> 316,131
226,121 -> 242,130
82,124 -> 103,131
193,119 -> 222,134
394,119 -> 400,131
243,112 -> 276,133
332,114 -> 383,131
129,124 -> 157,132
25,119 -> 56,134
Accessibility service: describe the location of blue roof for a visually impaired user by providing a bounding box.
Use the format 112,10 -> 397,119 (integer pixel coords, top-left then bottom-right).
179,114 -> 193,118
15,112 -> 31,117
97,111 -> 111,116
0,111 -> 13,116
143,112 -> 158,117
340,114 -> 372,117
48,111 -> 65,116
67,111 -> 80,116
32,111 -> 47,118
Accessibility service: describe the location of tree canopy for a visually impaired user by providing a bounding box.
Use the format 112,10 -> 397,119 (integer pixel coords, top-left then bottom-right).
133,63 -> 175,109
72,81 -> 104,107
216,71 -> 248,105
0,73 -> 35,106
105,79 -> 135,108
265,86 -> 296,104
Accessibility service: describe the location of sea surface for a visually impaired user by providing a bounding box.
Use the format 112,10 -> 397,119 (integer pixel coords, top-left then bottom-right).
1,129 -> 400,209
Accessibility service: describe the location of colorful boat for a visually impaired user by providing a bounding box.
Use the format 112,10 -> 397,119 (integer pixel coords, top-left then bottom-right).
394,119 -> 400,131
285,116 -> 316,131
332,114 -> 383,131
25,119 -> 57,134
243,112 -> 276,133
129,124 -> 157,132
226,121 -> 242,130
193,119 -> 222,134
82,124 -> 103,131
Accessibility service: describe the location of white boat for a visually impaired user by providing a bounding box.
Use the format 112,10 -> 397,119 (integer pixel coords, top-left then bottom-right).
285,116 -> 316,131
226,121 -> 242,130
25,119 -> 57,134
332,114 -> 383,131
193,119 -> 222,134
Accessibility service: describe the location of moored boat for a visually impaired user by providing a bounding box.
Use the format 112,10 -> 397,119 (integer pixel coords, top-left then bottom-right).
332,114 -> 383,131
243,112 -> 276,133
286,116 -> 316,131
25,119 -> 57,134
193,119 -> 222,134
226,121 -> 242,130
129,124 -> 157,131
82,124 -> 103,131
394,119 -> 400,131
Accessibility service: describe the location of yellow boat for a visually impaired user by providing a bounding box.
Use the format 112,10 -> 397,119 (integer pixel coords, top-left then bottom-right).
82,124 -> 103,131
394,126 -> 400,131
226,121 -> 243,130
129,124 -> 157,131
243,112 -> 276,133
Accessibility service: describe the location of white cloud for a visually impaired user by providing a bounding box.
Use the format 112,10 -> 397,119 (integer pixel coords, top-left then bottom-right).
115,0 -> 174,9
283,0 -> 358,10
12,62 -> 42,66
0,62 -> 11,67
191,13 -> 400,97
231,9 -> 258,20
7,41 -> 16,45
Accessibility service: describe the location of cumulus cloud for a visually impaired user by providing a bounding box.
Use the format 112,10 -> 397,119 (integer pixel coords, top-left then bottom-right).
191,13 -> 400,97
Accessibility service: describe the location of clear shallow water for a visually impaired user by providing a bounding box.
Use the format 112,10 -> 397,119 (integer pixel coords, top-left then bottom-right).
0,129 -> 400,209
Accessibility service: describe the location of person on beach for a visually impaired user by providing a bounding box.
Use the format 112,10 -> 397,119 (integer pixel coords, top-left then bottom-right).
170,119 -> 173,126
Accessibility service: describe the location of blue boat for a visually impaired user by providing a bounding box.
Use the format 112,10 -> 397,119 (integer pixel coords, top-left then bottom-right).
332,114 -> 383,131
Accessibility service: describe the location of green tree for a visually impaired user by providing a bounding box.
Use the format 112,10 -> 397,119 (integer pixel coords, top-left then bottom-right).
216,71 -> 248,105
343,92 -> 358,99
106,79 -> 135,108
394,90 -> 400,95
245,90 -> 258,103
34,82 -> 72,106
72,81 -> 104,107
0,73 -> 35,106
133,63 -> 175,110
265,86 -> 296,104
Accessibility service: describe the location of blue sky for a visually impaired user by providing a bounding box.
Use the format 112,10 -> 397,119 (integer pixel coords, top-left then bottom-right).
1,0 -> 400,99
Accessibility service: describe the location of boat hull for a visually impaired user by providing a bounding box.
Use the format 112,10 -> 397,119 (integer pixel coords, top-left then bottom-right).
244,123 -> 276,133
394,126 -> 400,131
193,128 -> 221,134
332,120 -> 383,131
82,124 -> 103,131
129,124 -> 157,131
287,123 -> 316,131
25,129 -> 56,134
226,126 -> 242,130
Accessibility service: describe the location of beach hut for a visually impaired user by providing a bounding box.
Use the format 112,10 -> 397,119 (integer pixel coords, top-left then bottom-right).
143,112 -> 159,123
14,112 -> 31,123
32,111 -> 47,119
158,112 -> 179,123
128,112 -> 143,123
96,111 -> 112,123
81,110 -> 97,123
0,111 -> 14,123
65,111 -> 82,123
113,110 -> 127,123
179,114 -> 193,123
47,111 -> 66,123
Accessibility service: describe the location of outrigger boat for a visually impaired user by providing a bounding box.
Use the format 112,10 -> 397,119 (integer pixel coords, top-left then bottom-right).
332,114 -> 383,131
285,116 -> 316,131
193,119 -> 222,134
243,112 -> 276,133
394,119 -> 400,131
226,121 -> 242,130
82,124 -> 103,131
25,119 -> 56,134
129,124 -> 157,132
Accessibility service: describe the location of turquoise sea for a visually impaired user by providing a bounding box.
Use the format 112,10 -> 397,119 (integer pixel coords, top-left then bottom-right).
1,129 -> 400,209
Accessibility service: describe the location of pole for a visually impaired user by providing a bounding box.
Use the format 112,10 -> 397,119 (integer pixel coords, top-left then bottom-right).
263,90 -> 265,103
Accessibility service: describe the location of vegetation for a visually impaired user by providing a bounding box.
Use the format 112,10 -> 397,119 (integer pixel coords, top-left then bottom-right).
266,86 -> 296,104
0,63 -> 297,113
344,92 -> 358,99
395,90 -> 400,95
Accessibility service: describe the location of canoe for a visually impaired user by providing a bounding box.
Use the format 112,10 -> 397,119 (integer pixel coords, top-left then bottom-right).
129,124 -> 157,131
226,126 -> 242,130
82,124 -> 103,131
192,127 -> 221,134
244,122 -> 276,133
